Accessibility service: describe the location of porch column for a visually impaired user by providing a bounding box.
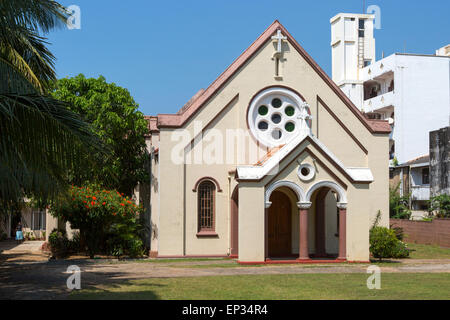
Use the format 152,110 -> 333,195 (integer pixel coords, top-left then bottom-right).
264,207 -> 268,260
298,202 -> 311,260
337,203 -> 347,260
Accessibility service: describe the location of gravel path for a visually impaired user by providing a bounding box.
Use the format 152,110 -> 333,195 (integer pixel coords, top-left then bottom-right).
1,247 -> 449,300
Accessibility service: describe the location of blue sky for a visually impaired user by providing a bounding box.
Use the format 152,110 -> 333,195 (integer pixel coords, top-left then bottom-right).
48,0 -> 449,115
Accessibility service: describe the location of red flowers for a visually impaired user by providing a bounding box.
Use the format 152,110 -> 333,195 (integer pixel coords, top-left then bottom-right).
120,203 -> 125,206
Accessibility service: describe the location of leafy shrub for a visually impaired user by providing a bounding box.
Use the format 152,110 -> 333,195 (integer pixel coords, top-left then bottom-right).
370,212 -> 410,261
428,194 -> 450,218
391,240 -> 410,259
369,226 -> 399,261
51,185 -> 143,258
390,224 -> 404,241
389,183 -> 411,219
48,229 -> 70,259
127,238 -> 145,258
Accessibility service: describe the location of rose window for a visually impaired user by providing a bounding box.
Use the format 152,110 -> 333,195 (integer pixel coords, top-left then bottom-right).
248,87 -> 311,147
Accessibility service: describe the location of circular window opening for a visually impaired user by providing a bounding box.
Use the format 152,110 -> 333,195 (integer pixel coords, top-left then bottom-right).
301,167 -> 310,176
258,105 -> 268,116
271,98 -> 282,108
298,163 -> 315,181
285,106 -> 295,116
258,121 -> 268,131
271,113 -> 281,124
285,122 -> 295,132
272,129 -> 282,140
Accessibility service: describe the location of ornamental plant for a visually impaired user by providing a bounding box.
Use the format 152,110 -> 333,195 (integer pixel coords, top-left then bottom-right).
369,211 -> 410,261
428,194 -> 450,218
50,185 -> 144,258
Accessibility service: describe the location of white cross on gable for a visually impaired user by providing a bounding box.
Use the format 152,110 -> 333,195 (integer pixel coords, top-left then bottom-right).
271,29 -> 287,54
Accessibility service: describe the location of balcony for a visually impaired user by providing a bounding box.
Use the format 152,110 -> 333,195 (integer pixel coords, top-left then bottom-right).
363,90 -> 395,113
411,185 -> 430,201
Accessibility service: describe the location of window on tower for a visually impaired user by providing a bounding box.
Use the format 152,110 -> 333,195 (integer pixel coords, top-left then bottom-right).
358,19 -> 365,37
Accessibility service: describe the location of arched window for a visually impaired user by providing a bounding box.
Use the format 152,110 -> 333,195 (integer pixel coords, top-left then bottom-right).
198,181 -> 215,232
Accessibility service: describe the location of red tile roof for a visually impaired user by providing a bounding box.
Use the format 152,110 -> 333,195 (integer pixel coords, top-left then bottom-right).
254,145 -> 285,166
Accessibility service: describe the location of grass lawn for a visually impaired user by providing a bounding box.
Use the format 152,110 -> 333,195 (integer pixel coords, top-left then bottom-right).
72,273 -> 450,300
406,243 -> 450,259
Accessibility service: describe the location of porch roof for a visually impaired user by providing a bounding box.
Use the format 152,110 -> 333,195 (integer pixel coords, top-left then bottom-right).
236,133 -> 373,183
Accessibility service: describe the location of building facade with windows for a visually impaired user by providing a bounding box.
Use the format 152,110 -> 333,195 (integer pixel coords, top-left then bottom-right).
390,155 -> 430,220
143,21 -> 391,263
331,13 -> 450,165
0,205 -> 48,240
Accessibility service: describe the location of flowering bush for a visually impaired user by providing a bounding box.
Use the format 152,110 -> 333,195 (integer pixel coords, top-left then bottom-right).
51,185 -> 144,258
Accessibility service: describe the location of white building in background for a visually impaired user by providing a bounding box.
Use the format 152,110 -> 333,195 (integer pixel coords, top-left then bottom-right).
330,13 -> 376,108
331,13 -> 450,165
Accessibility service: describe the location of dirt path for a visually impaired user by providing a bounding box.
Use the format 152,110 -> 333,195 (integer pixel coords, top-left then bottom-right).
1,249 -> 449,300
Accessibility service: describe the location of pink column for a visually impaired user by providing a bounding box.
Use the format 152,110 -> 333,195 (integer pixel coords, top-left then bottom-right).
298,203 -> 311,260
338,204 -> 347,260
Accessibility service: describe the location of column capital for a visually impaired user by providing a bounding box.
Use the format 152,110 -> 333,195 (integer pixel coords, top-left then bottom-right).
265,201 -> 272,209
297,202 -> 312,209
337,202 -> 347,209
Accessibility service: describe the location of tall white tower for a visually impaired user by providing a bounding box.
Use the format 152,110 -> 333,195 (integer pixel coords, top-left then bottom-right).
330,13 -> 376,108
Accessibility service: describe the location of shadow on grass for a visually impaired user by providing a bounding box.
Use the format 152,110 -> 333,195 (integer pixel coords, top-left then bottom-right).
0,258 -> 160,300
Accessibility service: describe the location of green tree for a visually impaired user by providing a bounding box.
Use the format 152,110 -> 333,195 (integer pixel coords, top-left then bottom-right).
0,1 -> 103,210
51,74 -> 149,195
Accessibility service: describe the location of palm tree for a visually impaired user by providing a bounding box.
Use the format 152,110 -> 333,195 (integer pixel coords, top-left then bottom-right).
0,1 -> 103,209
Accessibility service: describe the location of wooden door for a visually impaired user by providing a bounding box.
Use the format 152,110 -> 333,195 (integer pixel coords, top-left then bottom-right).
230,187 -> 239,256
268,191 -> 292,257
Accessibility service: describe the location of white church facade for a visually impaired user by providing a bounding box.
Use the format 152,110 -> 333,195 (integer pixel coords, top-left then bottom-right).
144,21 -> 391,263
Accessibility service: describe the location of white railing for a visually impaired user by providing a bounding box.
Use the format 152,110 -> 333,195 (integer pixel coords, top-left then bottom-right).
363,90 -> 395,113
411,185 -> 430,201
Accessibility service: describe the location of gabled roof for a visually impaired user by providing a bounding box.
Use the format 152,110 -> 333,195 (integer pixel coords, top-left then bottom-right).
237,133 -> 374,184
148,20 -> 391,133
397,154 -> 430,167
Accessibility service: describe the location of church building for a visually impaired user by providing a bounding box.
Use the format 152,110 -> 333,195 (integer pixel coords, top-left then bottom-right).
144,21 -> 391,263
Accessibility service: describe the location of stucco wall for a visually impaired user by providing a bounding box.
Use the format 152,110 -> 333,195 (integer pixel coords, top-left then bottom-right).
153,30 -> 389,261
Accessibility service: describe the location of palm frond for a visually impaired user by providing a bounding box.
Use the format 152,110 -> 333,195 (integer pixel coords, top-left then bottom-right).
0,59 -> 105,208
0,0 -> 68,35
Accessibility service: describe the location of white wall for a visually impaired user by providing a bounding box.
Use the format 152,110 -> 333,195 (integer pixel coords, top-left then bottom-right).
393,54 -> 450,163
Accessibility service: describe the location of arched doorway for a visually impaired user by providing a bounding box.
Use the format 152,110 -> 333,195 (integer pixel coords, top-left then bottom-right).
230,186 -> 239,258
312,187 -> 339,258
305,181 -> 347,261
268,190 -> 292,257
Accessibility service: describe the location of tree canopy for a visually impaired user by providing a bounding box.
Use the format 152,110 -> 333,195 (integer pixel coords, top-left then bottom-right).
51,74 -> 149,196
